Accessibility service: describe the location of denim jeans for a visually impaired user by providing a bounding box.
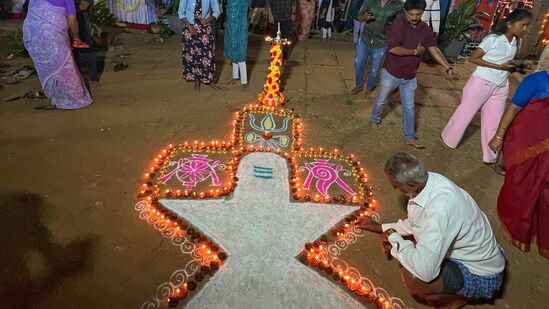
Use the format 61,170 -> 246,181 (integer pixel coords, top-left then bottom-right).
354,40 -> 387,92
370,68 -> 418,141
353,20 -> 365,44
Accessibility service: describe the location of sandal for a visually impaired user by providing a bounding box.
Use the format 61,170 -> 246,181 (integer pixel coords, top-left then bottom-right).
405,139 -> 426,149
27,90 -> 47,99
112,61 -> 128,72
13,67 -> 35,80
2,76 -> 19,85
72,40 -> 90,49
3,91 -> 31,102
33,105 -> 57,110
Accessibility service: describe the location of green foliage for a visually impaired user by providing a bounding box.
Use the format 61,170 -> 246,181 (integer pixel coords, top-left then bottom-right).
161,0 -> 180,15
2,28 -> 24,51
90,0 -> 117,37
441,0 -> 489,42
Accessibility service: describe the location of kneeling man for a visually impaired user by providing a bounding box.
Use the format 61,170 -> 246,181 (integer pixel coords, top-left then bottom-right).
359,153 -> 505,308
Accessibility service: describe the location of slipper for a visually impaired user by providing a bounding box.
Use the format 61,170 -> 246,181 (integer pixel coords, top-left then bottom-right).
72,40 -> 90,49
13,68 -> 35,80
114,22 -> 128,28
33,105 -> 57,110
405,140 -> 426,149
113,62 -> 128,72
3,91 -> 31,102
2,76 -> 19,85
27,91 -> 47,99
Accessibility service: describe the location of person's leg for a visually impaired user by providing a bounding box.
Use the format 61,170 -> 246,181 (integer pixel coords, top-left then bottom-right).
232,62 -> 239,79
327,26 -> 331,38
441,76 -> 493,148
401,262 -> 469,308
279,19 -> 292,60
479,83 -> 508,163
365,46 -> 387,92
251,8 -> 260,30
370,69 -> 400,124
322,27 -> 328,38
353,20 -> 363,44
83,50 -> 98,82
352,39 -> 369,93
399,77 -> 418,142
431,0 -> 441,34
238,61 -> 248,84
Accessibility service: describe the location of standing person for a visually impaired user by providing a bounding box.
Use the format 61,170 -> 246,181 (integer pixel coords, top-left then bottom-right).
266,0 -> 296,60
351,0 -> 365,44
441,9 -> 532,164
358,153 -> 505,308
488,70 -> 549,258
250,0 -> 268,33
224,0 -> 248,87
296,0 -> 317,40
23,0 -> 93,110
179,0 -> 221,90
369,0 -> 457,149
74,0 -> 99,87
318,0 -> 334,39
350,0 -> 403,96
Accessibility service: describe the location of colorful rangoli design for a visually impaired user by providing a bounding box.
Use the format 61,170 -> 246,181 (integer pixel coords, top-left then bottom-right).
134,30 -> 409,309
300,159 -> 356,197
160,154 -> 225,189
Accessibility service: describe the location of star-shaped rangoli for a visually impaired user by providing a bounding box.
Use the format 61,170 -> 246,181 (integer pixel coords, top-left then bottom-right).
135,104 -> 409,309
163,153 -> 363,308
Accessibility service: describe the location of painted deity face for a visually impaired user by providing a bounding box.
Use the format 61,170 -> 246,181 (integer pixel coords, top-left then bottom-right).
405,9 -> 424,25
508,18 -> 531,37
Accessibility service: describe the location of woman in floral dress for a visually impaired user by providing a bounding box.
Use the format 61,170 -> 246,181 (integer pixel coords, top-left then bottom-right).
179,0 -> 220,89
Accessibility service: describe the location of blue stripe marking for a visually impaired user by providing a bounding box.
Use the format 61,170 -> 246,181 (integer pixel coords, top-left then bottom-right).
253,165 -> 273,171
253,169 -> 273,174
254,175 -> 273,179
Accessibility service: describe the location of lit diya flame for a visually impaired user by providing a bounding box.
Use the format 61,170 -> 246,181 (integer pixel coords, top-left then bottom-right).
262,131 -> 273,140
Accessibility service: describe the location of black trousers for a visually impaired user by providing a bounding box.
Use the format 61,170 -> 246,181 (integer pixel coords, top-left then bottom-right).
75,49 -> 98,82
270,19 -> 291,60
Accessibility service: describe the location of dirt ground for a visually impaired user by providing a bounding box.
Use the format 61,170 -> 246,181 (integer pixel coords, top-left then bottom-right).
0,22 -> 548,309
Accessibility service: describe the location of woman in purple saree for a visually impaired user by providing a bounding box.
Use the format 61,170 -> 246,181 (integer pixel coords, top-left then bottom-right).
23,0 -> 93,110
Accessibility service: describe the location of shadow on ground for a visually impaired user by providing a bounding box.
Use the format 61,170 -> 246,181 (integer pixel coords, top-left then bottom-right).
0,191 -> 97,308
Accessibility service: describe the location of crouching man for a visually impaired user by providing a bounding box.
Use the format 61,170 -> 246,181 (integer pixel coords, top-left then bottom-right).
359,152 -> 505,308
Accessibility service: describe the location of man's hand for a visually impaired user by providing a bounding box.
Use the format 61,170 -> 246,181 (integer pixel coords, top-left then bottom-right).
356,216 -> 383,233
415,42 -> 426,56
380,232 -> 392,255
200,18 -> 211,25
358,13 -> 375,22
356,221 -> 382,233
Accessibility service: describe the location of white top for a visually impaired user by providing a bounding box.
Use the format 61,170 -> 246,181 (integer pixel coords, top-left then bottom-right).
382,172 -> 505,282
472,34 -> 517,87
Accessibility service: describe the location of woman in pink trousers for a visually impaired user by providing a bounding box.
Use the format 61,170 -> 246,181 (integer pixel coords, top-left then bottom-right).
440,9 -> 532,167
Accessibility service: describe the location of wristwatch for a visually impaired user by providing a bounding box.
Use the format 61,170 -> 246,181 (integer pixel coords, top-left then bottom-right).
386,228 -> 397,236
